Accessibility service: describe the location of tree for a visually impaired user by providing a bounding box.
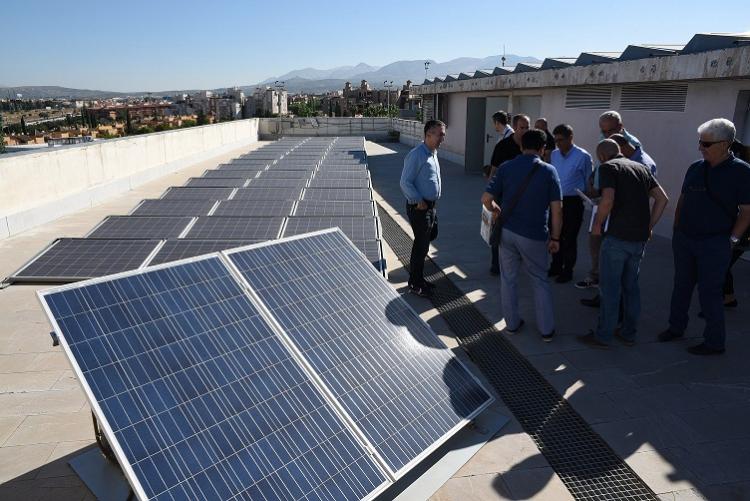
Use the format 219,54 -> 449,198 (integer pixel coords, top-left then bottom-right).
0,113 -> 6,153
125,109 -> 133,134
20,115 -> 28,135
196,110 -> 209,125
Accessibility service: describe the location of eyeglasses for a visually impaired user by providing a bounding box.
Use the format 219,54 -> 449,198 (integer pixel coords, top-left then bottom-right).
698,139 -> 726,148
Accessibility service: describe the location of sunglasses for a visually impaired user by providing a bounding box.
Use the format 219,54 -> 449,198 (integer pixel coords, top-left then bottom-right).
698,139 -> 726,148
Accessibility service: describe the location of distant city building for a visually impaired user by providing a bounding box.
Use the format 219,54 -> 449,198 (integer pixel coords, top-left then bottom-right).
246,87 -> 288,117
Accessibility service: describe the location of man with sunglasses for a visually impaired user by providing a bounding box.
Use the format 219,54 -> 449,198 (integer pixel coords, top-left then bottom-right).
658,118 -> 750,355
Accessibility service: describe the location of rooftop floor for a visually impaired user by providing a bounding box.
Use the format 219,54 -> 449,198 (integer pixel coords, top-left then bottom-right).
0,140 -> 748,500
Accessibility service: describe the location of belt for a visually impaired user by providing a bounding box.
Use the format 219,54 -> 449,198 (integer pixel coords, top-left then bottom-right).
407,200 -> 436,208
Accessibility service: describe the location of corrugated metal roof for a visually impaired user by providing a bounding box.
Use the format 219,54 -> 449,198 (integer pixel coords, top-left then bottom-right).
514,63 -> 543,73
681,32 -> 750,54
619,44 -> 684,61
540,58 -> 577,69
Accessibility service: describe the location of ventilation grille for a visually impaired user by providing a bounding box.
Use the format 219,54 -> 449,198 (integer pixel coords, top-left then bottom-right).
565,87 -> 612,109
620,83 -> 688,112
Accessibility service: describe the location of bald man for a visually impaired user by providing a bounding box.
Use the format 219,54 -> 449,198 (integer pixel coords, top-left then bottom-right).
578,139 -> 668,349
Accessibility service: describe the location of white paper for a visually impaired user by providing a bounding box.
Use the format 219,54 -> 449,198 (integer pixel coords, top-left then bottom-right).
480,206 -> 494,246
588,205 -> 610,233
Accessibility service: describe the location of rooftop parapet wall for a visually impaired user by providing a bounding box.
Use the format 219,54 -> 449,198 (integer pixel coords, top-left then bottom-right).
415,46 -> 750,95
0,119 -> 259,239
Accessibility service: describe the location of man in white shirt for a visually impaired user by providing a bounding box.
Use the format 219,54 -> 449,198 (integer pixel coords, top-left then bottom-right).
492,110 -> 513,142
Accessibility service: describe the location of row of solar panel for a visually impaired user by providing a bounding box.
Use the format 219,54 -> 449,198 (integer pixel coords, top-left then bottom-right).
39,229 -> 493,501
6,137 -> 380,285
13,236 -> 386,282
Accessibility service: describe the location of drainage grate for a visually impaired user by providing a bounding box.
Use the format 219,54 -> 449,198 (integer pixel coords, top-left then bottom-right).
378,204 -> 657,501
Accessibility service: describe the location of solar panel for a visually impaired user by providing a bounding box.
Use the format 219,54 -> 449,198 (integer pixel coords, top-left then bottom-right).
294,200 -> 375,217
313,171 -> 370,180
131,200 -> 217,217
307,178 -> 370,189
225,230 -> 493,475
303,188 -> 372,201
256,171 -> 312,180
88,216 -> 193,239
351,240 -> 385,273
246,178 -> 308,189
203,170 -> 262,179
184,178 -> 248,188
213,200 -> 295,217
146,240 -> 259,265
233,187 -> 303,201
8,239 -> 161,283
40,256 -> 389,501
161,187 -> 235,201
283,217 -> 378,241
184,217 -> 284,240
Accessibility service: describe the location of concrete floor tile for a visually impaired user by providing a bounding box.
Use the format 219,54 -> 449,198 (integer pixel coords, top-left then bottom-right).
657,488 -> 707,500
0,475 -> 90,501
0,415 -> 25,446
700,481 -> 750,500
502,467 -> 574,501
0,388 -> 86,417
0,371 -> 63,393
5,410 -> 93,446
624,449 -> 701,494
0,353 -> 38,373
50,371 -> 80,391
0,442 -> 56,483
36,440 -> 95,479
592,413 -> 704,456
30,351 -> 73,372
430,473 -> 512,501
606,384 -> 711,418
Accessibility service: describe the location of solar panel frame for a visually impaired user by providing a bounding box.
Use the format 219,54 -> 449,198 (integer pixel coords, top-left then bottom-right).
307,178 -> 371,189
222,229 -> 494,478
282,216 -> 379,241
202,170 -> 263,179
144,240 -> 261,266
37,254 -> 392,501
302,188 -> 373,201
232,187 -> 304,201
184,178 -> 249,188
293,200 -> 375,217
255,170 -> 313,180
246,178 -> 309,189
7,238 -> 163,284
161,187 -> 236,201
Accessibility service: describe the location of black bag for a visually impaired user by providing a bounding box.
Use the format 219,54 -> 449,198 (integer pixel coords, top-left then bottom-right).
489,161 -> 541,247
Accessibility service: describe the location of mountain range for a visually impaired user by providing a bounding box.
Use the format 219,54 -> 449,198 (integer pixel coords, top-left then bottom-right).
2,53 -> 540,99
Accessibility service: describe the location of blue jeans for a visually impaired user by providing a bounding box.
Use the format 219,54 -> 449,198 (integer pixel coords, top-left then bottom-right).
595,236 -> 646,343
669,230 -> 731,349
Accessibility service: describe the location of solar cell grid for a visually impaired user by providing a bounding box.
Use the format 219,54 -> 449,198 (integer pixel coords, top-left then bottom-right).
233,187 -> 303,201
247,178 -> 308,189
40,257 -> 389,501
255,170 -> 312,180
314,171 -> 370,180
88,216 -> 193,239
303,188 -> 372,201
162,187 -> 235,201
308,178 -> 370,189
213,200 -> 295,217
184,178 -> 248,188
294,200 -> 374,217
226,230 -> 493,475
131,200 -> 216,217
146,240 -> 259,265
185,217 -> 284,240
203,170 -> 262,179
283,217 -> 378,240
10,239 -> 161,282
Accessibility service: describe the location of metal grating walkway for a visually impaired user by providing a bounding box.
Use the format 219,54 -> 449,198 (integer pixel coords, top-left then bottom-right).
378,204 -> 657,501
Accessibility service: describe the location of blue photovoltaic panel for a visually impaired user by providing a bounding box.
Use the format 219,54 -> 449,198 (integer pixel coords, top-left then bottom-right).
162,187 -> 235,201
233,187 -> 303,201
184,217 -> 284,240
226,230 -> 493,474
303,188 -> 372,201
88,216 -> 193,239
213,200 -> 295,218
307,178 -> 370,189
40,257 -> 388,501
256,170 -> 313,180
131,200 -> 216,217
204,170 -> 262,179
146,240 -> 259,265
184,178 -> 248,188
283,217 -> 378,241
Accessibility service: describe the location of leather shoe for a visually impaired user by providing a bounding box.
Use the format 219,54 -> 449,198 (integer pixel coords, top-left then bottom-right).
687,343 -> 725,355
657,329 -> 683,342
614,329 -> 635,346
580,295 -> 600,308
506,319 -> 525,333
577,331 -> 609,349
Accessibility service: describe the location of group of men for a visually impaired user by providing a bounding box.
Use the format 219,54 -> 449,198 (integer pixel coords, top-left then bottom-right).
400,112 -> 750,355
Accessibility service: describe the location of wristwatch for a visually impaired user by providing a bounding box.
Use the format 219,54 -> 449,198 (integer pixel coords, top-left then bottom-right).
730,235 -> 740,245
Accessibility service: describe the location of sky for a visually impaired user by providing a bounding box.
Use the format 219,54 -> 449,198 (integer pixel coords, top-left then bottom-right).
2,0 -> 749,92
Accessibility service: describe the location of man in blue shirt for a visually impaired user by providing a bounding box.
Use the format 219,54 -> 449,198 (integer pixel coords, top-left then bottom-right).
549,124 -> 593,283
400,119 -> 445,297
659,118 -> 750,355
482,129 -> 563,341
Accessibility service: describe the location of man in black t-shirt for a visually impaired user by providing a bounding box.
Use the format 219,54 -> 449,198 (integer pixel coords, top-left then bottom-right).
487,114 -> 530,274
535,118 -> 556,162
578,139 -> 668,349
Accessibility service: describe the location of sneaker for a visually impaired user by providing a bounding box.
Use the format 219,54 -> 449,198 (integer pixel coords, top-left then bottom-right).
575,277 -> 599,289
687,343 -> 725,355
541,330 -> 555,343
657,329 -> 683,342
408,284 -> 432,298
580,295 -> 600,308
577,331 -> 609,349
506,319 -> 525,333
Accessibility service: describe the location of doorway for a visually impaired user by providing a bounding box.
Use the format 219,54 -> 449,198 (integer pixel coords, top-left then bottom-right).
464,96 -> 510,174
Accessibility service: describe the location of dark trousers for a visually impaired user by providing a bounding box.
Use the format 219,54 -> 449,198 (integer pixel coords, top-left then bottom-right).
669,230 -> 732,350
723,248 -> 745,296
491,244 -> 500,272
407,203 -> 436,286
550,196 -> 584,275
